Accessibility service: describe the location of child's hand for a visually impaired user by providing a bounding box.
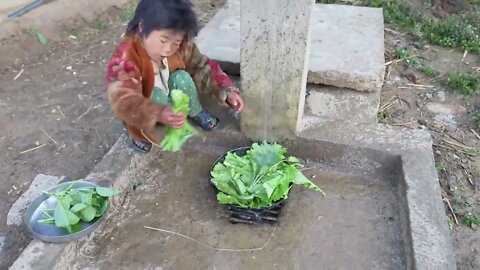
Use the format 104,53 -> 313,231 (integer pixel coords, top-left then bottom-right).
226,91 -> 244,112
157,106 -> 185,128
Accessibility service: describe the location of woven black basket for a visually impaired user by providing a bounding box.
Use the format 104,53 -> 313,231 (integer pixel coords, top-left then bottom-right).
210,147 -> 287,225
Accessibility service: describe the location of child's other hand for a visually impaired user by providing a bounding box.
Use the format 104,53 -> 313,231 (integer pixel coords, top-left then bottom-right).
226,91 -> 244,112
157,106 -> 185,128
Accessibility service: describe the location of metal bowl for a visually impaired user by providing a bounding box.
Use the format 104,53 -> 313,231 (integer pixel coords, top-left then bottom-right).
24,180 -> 110,243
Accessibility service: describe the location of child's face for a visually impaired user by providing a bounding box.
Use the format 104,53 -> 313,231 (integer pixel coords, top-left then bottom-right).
143,29 -> 185,63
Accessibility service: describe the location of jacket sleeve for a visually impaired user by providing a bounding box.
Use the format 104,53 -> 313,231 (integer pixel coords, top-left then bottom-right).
182,42 -> 239,105
105,41 -> 164,131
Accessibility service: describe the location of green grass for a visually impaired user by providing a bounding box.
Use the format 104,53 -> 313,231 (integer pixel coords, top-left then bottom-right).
447,72 -> 480,95
318,0 -> 480,52
436,162 -> 446,173
377,111 -> 387,123
121,2 -> 137,22
464,212 -> 480,229
94,22 -> 108,31
395,49 -> 439,77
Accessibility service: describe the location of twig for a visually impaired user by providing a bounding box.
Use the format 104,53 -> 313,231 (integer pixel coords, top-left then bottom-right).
406,83 -> 434,88
471,129 -> 480,141
144,225 -> 276,252
462,50 -> 468,61
462,169 -> 474,187
20,144 -> 46,155
441,192 -> 458,225
441,138 -> 474,151
77,105 -> 93,121
13,69 -> 24,81
384,27 -> 403,36
57,106 -> 66,119
41,129 -> 58,145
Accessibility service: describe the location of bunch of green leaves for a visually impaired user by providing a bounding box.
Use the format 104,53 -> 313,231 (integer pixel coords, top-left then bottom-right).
463,212 -> 480,229
38,181 -> 120,233
211,142 -> 325,209
161,90 -> 197,152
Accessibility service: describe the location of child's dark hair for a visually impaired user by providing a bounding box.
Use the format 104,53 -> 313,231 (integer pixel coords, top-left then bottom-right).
126,0 -> 198,40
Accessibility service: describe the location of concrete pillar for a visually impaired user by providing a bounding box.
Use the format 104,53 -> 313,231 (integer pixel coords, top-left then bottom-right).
240,0 -> 315,142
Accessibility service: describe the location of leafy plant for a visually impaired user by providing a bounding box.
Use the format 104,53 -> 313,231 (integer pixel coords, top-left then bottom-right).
395,49 -> 438,77
377,111 -> 387,123
121,2 -> 136,22
38,181 -> 120,233
436,162 -> 446,172
161,90 -> 196,152
24,28 -> 47,45
447,72 -> 480,95
463,212 -> 480,229
211,142 -> 324,209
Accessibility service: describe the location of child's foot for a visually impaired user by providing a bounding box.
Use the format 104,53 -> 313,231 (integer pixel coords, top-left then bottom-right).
132,139 -> 152,153
191,110 -> 219,131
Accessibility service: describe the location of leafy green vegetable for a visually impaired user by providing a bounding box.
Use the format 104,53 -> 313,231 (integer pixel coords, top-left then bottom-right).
161,90 -> 197,152
211,142 -> 324,209
38,181 -> 120,233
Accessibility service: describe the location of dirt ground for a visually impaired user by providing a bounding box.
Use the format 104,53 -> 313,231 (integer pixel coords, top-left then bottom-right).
0,0 -> 478,269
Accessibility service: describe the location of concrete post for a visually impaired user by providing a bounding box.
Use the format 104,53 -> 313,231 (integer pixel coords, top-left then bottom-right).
240,0 -> 315,142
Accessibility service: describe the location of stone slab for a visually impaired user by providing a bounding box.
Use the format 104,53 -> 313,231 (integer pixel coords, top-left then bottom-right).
300,85 -> 380,131
196,1 -> 385,92
239,0 -> 314,141
7,174 -> 64,226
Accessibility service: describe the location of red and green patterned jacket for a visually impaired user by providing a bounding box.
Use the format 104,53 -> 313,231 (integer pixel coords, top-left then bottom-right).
105,34 -> 238,143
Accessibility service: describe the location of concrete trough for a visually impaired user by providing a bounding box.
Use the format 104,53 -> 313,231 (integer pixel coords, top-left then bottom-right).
10,105 -> 455,269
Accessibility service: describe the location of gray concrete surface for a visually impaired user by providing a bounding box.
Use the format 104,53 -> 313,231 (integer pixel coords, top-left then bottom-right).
239,0 -> 314,141
196,1 -> 385,92
7,174 -> 64,226
300,84 -> 380,131
300,123 -> 456,269
10,120 -> 456,269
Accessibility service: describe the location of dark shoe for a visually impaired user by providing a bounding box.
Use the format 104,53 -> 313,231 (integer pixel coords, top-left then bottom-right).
132,139 -> 152,153
190,110 -> 219,131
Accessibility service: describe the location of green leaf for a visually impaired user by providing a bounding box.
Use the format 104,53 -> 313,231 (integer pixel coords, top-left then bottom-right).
70,203 -> 88,213
95,186 -> 121,197
53,202 -> 71,228
292,168 -> 325,196
71,223 -> 81,233
161,90 -> 197,152
66,210 -> 80,225
99,199 -> 109,216
80,206 -> 97,222
35,32 -> 47,45
62,194 -> 73,209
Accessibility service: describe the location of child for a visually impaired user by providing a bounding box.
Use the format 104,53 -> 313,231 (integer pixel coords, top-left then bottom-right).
105,0 -> 244,153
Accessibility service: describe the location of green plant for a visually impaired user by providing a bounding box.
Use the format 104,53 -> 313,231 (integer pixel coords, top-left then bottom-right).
24,28 -> 47,45
463,212 -> 480,229
121,2 -> 137,22
436,162 -> 446,172
160,90 -> 196,152
38,181 -> 120,233
447,72 -> 480,95
377,111 -> 387,123
94,22 -> 108,31
417,65 -> 439,77
211,142 -> 324,209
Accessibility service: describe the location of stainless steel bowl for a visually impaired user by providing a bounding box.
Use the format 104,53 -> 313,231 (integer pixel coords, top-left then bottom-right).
24,180 -> 110,243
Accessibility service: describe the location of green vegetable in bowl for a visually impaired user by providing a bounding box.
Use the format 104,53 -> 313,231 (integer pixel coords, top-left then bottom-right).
211,142 -> 324,209
38,181 -> 120,233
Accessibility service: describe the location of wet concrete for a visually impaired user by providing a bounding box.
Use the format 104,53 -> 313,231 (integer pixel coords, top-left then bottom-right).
53,143 -> 405,270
